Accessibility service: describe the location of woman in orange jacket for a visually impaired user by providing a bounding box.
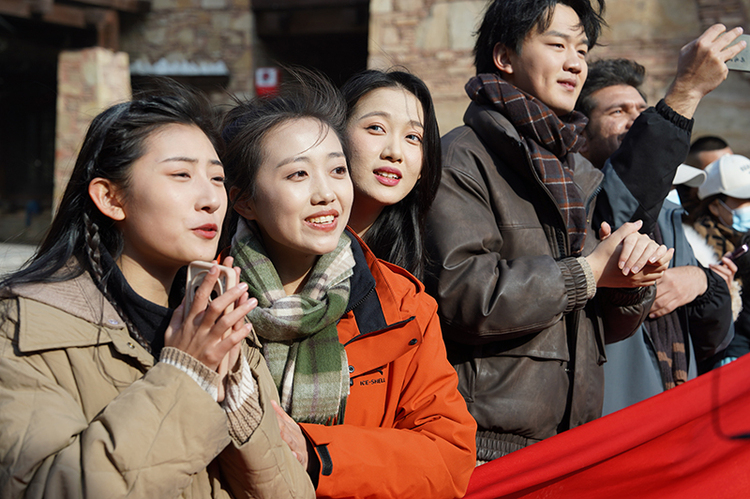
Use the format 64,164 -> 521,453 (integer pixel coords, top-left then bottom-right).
220,70 -> 477,498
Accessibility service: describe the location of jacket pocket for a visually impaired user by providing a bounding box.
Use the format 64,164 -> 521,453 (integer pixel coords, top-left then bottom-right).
468,352 -> 569,440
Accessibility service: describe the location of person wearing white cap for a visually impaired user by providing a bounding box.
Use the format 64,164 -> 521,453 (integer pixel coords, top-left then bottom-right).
676,136 -> 733,213
665,164 -> 706,206
576,59 -> 734,414
684,154 -> 750,366
697,154 -> 750,226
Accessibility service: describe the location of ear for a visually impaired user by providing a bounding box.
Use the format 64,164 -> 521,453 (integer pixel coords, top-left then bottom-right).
579,130 -> 590,154
230,186 -> 256,221
89,178 -> 125,221
492,43 -> 515,76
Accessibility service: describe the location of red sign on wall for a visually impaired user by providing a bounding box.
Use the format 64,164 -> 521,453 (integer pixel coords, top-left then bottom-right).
255,67 -> 280,97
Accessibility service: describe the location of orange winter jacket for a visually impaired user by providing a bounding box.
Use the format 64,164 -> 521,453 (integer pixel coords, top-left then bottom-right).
299,232 -> 477,499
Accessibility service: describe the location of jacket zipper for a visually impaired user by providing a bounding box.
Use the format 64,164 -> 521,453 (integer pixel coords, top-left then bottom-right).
344,285 -> 375,316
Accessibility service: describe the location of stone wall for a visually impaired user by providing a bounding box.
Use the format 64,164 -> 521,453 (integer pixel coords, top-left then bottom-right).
368,0 -> 485,133
367,0 -> 750,156
55,48 -> 131,211
119,0 -> 254,102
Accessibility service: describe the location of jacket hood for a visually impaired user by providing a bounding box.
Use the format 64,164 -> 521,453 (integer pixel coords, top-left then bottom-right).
3,270 -> 123,328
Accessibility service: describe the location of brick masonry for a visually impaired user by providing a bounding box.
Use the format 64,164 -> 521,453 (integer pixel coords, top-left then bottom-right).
55,48 -> 131,211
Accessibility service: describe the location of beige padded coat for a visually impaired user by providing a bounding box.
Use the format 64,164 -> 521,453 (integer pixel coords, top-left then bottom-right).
0,270 -> 314,499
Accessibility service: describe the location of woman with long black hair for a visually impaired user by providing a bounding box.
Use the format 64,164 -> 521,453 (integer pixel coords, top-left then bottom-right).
0,84 -> 313,498
341,69 -> 441,280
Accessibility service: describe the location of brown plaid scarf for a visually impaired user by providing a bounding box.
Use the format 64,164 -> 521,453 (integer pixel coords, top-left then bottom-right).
642,224 -> 687,389
466,74 -> 589,255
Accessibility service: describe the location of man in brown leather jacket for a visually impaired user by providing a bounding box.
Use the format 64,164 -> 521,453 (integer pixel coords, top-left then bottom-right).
425,0 -> 742,462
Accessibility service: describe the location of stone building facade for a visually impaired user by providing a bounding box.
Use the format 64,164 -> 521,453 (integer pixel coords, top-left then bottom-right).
1,0 -> 749,244
364,0 -> 750,154
119,0 -> 254,101
92,0 -> 750,152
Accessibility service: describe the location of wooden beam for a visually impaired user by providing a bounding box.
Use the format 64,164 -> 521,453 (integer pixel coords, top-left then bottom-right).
252,0 -> 367,11
0,1 -> 120,50
0,0 -> 32,18
85,7 -> 118,50
256,6 -> 367,37
41,3 -> 87,28
29,0 -> 53,14
70,0 -> 149,14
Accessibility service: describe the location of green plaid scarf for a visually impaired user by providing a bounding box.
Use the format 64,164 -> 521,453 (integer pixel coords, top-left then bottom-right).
230,219 -> 354,425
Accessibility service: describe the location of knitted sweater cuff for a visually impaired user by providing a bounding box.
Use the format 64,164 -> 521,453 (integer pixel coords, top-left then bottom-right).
576,257 -> 597,300
221,352 -> 262,445
160,346 -> 220,401
557,257 -> 593,313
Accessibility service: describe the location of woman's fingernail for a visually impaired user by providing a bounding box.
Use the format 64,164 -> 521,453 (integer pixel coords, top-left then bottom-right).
238,282 -> 248,291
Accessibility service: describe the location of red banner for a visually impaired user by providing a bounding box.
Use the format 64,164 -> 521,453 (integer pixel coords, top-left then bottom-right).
465,353 -> 750,499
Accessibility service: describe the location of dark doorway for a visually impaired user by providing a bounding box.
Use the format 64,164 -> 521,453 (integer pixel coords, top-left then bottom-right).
0,16 -> 95,243
252,0 -> 369,88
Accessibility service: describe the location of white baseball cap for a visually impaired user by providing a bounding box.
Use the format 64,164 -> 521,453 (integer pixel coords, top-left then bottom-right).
698,154 -> 750,200
673,164 -> 706,187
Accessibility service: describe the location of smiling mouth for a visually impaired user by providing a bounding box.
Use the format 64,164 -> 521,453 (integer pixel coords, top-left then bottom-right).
376,171 -> 400,180
307,214 -> 335,225
374,168 -> 402,186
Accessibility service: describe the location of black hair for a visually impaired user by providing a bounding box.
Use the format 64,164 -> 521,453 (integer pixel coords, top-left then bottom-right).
576,58 -> 646,117
689,136 -> 730,155
221,68 -> 348,247
684,193 -> 726,226
340,69 -> 441,280
1,80 -> 218,351
474,0 -> 606,75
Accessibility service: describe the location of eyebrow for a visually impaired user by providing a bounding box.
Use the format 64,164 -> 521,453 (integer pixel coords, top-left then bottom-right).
602,101 -> 648,113
545,30 -> 589,46
160,157 -> 223,166
276,151 -> 346,168
357,110 -> 424,130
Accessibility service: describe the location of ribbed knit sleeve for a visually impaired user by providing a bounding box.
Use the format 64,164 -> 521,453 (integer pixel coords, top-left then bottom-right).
159,346 -> 220,401
556,256 -> 595,313
221,350 -> 262,444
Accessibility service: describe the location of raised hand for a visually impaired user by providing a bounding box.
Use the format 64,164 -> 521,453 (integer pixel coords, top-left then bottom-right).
665,24 -> 746,118
709,252 -> 738,289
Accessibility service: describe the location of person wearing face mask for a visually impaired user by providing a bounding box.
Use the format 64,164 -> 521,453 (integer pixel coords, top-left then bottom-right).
684,154 -> 750,366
